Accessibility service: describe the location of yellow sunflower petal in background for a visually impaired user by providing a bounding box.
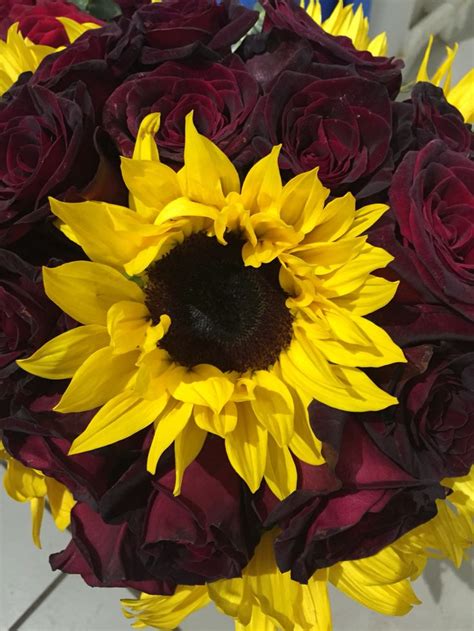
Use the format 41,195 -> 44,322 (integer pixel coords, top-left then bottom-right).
0,443 -> 75,548
417,35 -> 474,123
302,0 -> 388,56
56,16 -> 101,44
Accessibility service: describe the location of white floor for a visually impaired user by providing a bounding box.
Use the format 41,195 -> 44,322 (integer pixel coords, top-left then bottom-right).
1,489 -> 473,631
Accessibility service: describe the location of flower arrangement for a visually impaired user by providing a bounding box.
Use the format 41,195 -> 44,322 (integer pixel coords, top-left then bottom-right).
0,0 -> 473,629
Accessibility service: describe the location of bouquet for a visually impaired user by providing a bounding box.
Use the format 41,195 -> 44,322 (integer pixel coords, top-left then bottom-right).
1,0 -> 473,629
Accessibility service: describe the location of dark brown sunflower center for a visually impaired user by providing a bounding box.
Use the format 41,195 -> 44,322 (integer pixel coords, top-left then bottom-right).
145,232 -> 293,372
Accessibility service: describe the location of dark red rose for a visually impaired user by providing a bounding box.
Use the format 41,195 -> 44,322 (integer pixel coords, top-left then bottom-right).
103,56 -> 260,167
362,343 -> 474,480
0,82 -> 97,244
30,19 -> 144,119
391,83 -> 472,162
1,0 -> 102,47
260,0 -> 403,98
0,250 -> 59,412
387,140 -> 474,321
113,0 -> 150,18
252,69 -> 392,195
261,412 -> 446,583
134,0 -> 258,65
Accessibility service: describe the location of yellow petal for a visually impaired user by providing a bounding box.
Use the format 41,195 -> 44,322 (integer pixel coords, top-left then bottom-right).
333,364 -> 398,411
132,112 -> 161,162
50,198 -> 164,270
264,435 -> 297,500
69,391 -> 168,455
56,17 -> 101,43
43,261 -> 144,325
30,497 -> 45,549
306,193 -> 355,243
287,385 -> 325,466
250,370 -> 294,447
241,146 -> 282,213
169,365 -> 235,414
181,112 -> 240,207
17,325 -> 109,379
121,156 -> 181,220
194,401 -> 238,436
55,346 -> 139,413
122,586 -> 211,630
279,167 -> 329,234
107,301 -> 149,354
147,401 -> 193,474
448,68 -> 474,123
45,477 -> 75,531
225,402 -> 267,492
333,275 -> 399,316
343,203 -> 388,239
173,421 -> 207,495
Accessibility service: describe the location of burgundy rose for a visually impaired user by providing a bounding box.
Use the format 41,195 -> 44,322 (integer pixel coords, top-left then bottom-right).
362,343 -> 474,480
0,250 -> 59,412
387,140 -> 474,321
0,82 -> 97,244
1,0 -> 102,47
260,0 -> 403,98
391,82 -> 472,162
134,0 -> 258,65
103,56 -> 260,166
261,412 -> 445,583
253,68 -> 392,195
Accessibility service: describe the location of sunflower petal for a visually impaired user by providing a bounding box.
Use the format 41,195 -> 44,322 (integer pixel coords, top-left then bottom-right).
264,435 -> 297,500
225,403 -> 267,492
43,262 -> 144,325
251,371 -> 294,447
69,391 -> 167,455
170,365 -> 235,414
173,421 -> 207,495
55,346 -> 138,413
241,146 -> 282,213
17,325 -> 109,379
147,402 -> 193,474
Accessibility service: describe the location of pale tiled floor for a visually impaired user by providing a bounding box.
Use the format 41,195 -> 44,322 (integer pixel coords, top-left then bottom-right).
2,9 -> 474,631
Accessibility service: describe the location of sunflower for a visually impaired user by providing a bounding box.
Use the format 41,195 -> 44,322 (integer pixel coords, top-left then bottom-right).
18,112 -> 404,499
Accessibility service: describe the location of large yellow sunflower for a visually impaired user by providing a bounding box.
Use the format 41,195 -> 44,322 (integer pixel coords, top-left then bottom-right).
18,112 -> 404,499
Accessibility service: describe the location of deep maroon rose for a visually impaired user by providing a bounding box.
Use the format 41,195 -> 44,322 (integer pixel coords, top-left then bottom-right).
0,82 -> 98,244
134,0 -> 258,65
103,56 -> 260,166
0,250 -> 59,412
260,0 -> 403,98
261,412 -> 445,583
391,83 -> 472,162
387,140 -> 474,321
29,19 -> 144,119
253,69 -> 392,195
362,343 -> 474,480
1,0 -> 102,47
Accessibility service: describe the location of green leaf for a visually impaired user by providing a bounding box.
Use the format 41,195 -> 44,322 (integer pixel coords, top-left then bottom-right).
68,0 -> 122,20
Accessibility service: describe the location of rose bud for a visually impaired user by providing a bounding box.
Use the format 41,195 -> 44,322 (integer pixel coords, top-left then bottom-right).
103,56 -> 260,168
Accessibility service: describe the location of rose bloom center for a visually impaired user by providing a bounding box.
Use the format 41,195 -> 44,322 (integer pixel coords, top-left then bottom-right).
145,232 -> 293,372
